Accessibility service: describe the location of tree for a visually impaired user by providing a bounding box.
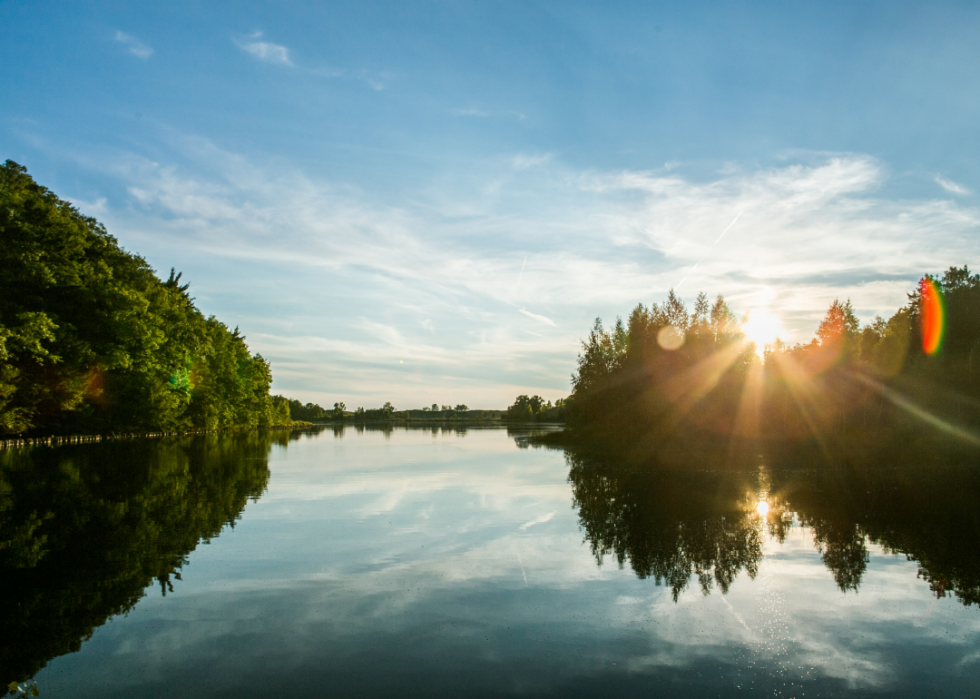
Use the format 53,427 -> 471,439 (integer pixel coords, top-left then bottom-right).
572,318 -> 621,395
710,295 -> 738,340
506,395 -> 549,422
859,315 -> 888,363
569,272 -> 980,453
816,299 -> 860,351
661,289 -> 689,330
0,160 -> 283,435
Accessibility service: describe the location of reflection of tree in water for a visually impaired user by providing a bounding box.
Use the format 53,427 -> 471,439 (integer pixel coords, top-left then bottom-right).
773,465 -> 980,604
567,451 -> 783,601
507,426 -> 564,450
330,424 -> 471,439
808,519 -> 868,592
0,431 -> 290,683
568,448 -> 980,605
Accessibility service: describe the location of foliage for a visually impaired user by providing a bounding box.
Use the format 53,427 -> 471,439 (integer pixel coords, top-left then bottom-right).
763,266 -> 980,453
0,161 -> 290,435
566,269 -> 980,456
339,402 -> 490,421
505,394 -> 568,422
5,681 -> 39,698
348,401 -> 396,422
271,396 -> 328,422
567,289 -> 753,449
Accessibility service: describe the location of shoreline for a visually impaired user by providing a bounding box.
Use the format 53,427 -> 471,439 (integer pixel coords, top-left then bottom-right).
1,420 -> 573,450
0,421 -> 314,451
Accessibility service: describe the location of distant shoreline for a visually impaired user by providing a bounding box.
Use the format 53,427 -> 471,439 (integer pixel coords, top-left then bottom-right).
314,416 -> 566,427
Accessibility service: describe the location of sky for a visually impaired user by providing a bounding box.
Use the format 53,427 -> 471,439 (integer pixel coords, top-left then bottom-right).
2,0 -> 980,409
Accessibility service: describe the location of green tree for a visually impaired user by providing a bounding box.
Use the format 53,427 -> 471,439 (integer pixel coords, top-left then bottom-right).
816,299 -> 860,357
0,160 -> 283,435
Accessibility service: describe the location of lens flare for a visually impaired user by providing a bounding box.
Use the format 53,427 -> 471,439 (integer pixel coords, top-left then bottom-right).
755,500 -> 770,516
657,325 -> 685,351
919,278 -> 944,355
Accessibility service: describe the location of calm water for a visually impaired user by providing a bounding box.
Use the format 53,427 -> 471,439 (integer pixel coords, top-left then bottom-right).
2,426 -> 978,698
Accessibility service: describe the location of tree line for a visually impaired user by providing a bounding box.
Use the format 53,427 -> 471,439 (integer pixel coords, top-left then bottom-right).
271,396 -> 331,422
505,394 -> 568,422
0,161 -> 292,436
270,397 -> 505,424
566,267 -> 980,458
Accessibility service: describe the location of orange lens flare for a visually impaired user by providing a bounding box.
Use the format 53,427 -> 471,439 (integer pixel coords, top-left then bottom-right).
919,278 -> 944,355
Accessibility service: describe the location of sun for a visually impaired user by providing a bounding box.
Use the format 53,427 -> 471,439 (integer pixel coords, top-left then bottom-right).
742,309 -> 782,355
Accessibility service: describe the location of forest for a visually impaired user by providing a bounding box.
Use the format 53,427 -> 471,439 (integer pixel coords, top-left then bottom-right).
566,267 -> 980,459
0,161 -> 291,436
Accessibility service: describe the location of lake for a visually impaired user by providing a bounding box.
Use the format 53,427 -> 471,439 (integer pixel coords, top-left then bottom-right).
2,426 -> 978,698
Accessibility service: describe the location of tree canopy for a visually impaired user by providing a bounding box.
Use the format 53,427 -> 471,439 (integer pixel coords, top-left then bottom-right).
0,161 -> 289,435
566,270 -> 980,458
505,394 -> 567,422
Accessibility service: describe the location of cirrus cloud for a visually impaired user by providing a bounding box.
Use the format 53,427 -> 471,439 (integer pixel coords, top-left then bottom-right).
115,31 -> 153,59
235,31 -> 292,66
71,136 -> 980,408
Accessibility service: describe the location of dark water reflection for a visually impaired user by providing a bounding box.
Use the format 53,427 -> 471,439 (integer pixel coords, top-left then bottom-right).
2,426 -> 979,697
566,450 -> 980,606
0,432 -> 283,681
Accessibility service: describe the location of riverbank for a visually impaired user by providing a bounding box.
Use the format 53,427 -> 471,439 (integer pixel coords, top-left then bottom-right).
527,424 -> 980,468
0,421 -> 314,450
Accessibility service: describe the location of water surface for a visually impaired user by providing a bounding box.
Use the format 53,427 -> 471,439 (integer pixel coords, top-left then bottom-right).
3,426 -> 978,697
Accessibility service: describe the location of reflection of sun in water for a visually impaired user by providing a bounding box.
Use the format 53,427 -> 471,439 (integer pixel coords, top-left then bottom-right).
756,500 -> 770,516
743,309 -> 782,355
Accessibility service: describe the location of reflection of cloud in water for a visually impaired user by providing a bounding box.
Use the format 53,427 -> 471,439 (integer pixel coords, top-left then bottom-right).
33,429 -> 980,698
52,549 -> 977,698
520,511 -> 557,530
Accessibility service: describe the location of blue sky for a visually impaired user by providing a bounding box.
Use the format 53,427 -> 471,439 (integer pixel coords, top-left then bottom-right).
3,1 -> 980,408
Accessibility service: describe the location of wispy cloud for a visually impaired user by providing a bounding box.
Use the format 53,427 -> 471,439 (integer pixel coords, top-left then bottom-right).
519,309 -> 557,327
453,107 -> 526,120
453,107 -> 491,117
115,31 -> 153,59
364,75 -> 387,91
76,137 -> 980,407
232,33 -> 389,88
519,511 -> 557,530
936,174 -> 970,195
235,32 -> 292,66
512,153 -> 551,170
